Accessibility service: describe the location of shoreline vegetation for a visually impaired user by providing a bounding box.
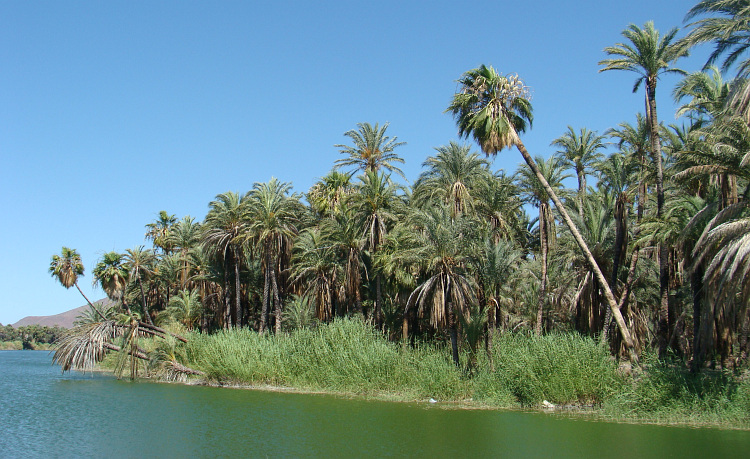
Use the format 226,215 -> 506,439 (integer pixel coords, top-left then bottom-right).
47,0 -> 750,432
90,319 -> 749,430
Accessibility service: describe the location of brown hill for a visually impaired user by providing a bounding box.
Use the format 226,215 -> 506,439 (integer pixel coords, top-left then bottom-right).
12,300 -> 112,329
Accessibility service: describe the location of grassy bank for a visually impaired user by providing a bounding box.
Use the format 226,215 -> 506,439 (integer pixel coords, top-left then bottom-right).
167,318 -> 750,428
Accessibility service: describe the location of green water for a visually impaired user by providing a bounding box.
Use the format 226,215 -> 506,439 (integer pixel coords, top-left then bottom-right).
1,351 -> 749,458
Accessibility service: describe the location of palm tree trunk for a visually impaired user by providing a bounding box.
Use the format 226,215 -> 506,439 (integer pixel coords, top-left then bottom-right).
645,79 -> 671,360
535,204 -> 549,335
223,254 -> 232,329
234,249 -> 242,327
691,264 -> 705,372
272,264 -> 282,333
515,140 -> 638,362
375,274 -> 383,327
602,197 -> 627,343
260,254 -> 270,333
577,168 -> 586,219
74,282 -> 108,322
138,279 -> 155,326
448,303 -> 460,367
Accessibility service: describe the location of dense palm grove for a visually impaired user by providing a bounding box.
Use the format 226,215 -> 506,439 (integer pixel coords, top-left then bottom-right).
50,1 -> 750,376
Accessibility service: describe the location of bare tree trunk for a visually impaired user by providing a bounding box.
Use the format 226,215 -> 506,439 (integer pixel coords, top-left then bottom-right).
515,140 -> 637,363
260,252 -> 270,333
535,204 -> 549,335
449,303 -> 460,367
272,264 -> 282,333
375,275 -> 383,328
487,298 -> 498,372
223,253 -> 232,329
234,249 -> 242,327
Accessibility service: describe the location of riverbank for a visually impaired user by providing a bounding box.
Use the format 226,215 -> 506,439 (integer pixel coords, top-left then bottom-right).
105,318 -> 750,430
0,341 -> 54,351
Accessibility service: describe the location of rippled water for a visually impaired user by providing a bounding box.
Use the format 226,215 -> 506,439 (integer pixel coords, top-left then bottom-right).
1,350 -> 749,458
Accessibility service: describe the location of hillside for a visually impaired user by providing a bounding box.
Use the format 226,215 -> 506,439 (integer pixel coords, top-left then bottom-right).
12,300 -> 111,329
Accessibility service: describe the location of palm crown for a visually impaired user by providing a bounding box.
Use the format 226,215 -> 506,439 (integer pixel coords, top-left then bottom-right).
446,65 -> 533,155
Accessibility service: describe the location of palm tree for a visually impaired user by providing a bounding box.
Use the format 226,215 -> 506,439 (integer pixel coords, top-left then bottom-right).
246,178 -> 303,333
561,193 -> 616,338
473,171 -> 526,244
446,65 -> 637,359
202,192 -> 248,329
599,22 -> 689,358
684,1 -> 750,120
145,211 -> 177,254
325,205 -> 365,315
162,289 -> 203,331
517,155 -> 571,334
551,126 -> 606,216
673,66 -> 731,123
473,239 -> 522,356
123,246 -> 157,326
334,122 -> 407,179
595,152 -> 639,341
399,204 -> 479,366
413,141 -> 491,217
49,247 -> 107,321
92,252 -> 131,314
169,216 -> 202,288
685,1 -> 750,73
290,227 -> 338,321
350,171 -> 402,326
307,170 -> 355,218
692,200 -> 750,366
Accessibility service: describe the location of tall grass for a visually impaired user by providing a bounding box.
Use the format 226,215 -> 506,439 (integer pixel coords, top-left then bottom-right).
183,319 -> 622,405
474,331 -> 622,406
603,353 -> 750,427
172,320 -> 750,428
186,318 -> 466,400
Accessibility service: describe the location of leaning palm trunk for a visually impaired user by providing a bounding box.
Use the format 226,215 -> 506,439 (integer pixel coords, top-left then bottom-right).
516,141 -> 637,361
74,281 -> 108,322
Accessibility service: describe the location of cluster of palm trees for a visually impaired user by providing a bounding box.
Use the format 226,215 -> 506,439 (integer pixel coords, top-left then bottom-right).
51,0 -> 750,372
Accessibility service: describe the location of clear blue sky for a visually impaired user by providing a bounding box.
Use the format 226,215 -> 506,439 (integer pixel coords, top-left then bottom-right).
0,0 -> 711,325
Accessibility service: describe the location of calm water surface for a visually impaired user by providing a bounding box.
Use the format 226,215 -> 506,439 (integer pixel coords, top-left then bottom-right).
1,350 -> 749,458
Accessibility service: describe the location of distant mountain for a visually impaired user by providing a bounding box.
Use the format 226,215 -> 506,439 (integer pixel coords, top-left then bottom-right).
12,300 -> 112,329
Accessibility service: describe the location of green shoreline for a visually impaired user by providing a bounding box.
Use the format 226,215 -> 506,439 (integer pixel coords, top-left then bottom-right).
87,319 -> 750,431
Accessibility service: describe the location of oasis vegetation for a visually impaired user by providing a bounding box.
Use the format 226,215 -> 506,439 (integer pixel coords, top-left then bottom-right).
43,0 -> 750,428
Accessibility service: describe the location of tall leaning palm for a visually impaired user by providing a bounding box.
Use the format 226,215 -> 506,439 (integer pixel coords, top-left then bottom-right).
599,22 -> 689,358
447,64 -> 637,358
49,247 -> 106,321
